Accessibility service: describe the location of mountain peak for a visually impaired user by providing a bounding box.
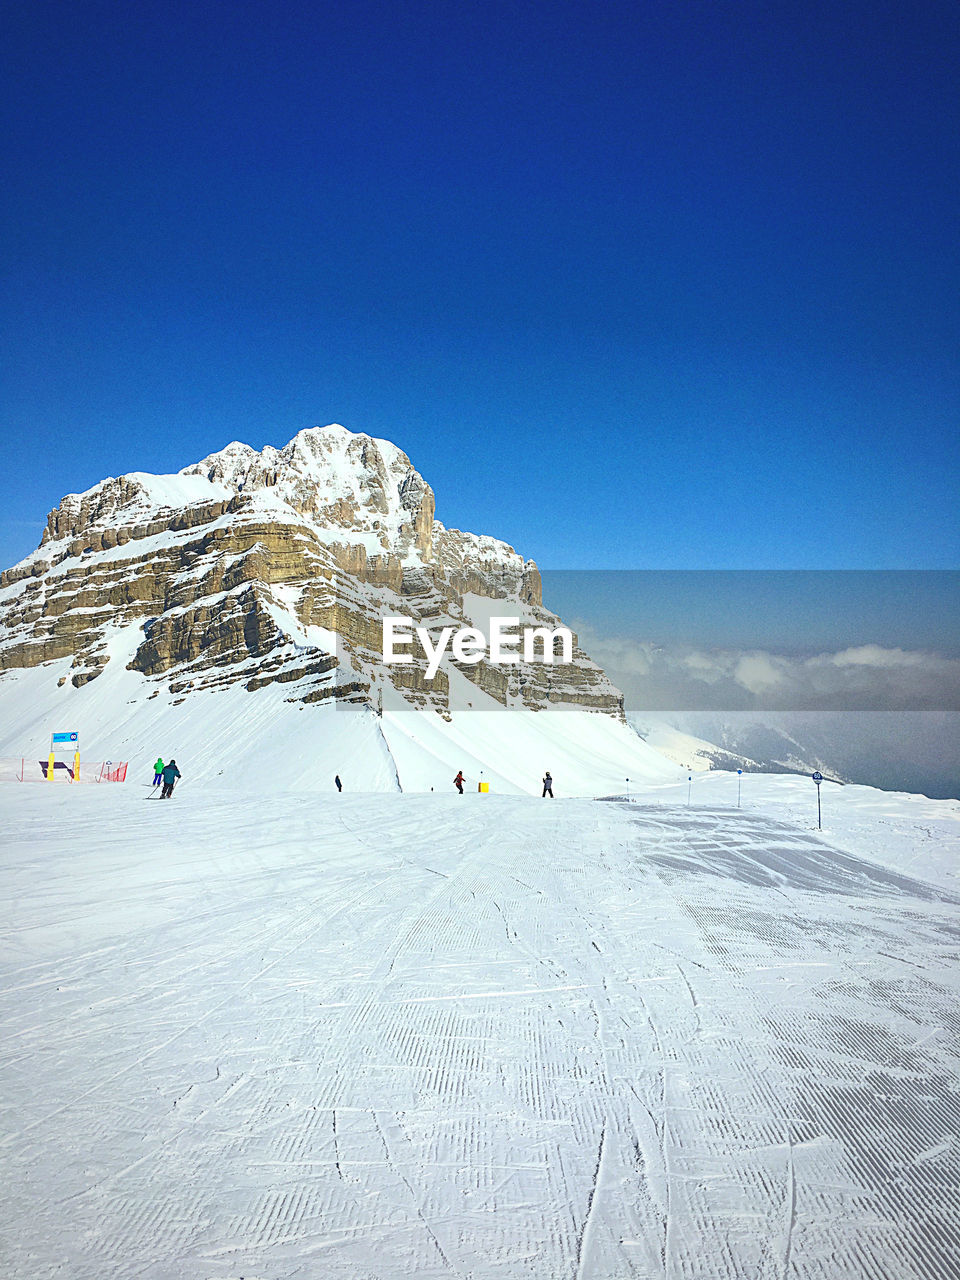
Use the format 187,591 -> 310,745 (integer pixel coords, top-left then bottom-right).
0,420 -> 623,724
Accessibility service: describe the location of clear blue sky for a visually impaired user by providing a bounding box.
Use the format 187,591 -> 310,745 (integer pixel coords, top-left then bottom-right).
545,571 -> 960,656
2,0 -> 957,574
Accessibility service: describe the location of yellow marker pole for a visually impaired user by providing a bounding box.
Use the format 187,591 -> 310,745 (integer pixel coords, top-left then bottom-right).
74,751 -> 80,782
47,752 -> 55,781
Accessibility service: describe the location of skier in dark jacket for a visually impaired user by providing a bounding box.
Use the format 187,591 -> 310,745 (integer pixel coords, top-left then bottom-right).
335,774 -> 342,792
542,771 -> 553,798
160,759 -> 181,799
454,770 -> 465,794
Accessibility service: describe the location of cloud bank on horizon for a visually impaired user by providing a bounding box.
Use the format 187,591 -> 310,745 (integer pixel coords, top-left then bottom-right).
577,626 -> 960,713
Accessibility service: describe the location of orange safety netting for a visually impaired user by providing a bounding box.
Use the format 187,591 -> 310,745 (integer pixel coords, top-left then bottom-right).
0,759 -> 129,783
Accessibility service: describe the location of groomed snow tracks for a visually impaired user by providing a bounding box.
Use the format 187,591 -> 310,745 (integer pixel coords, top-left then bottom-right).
0,794 -> 958,1278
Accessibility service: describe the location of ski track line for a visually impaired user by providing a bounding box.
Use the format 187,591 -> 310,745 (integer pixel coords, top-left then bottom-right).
372,1109 -> 462,1277
574,1118 -> 609,1280
780,1123 -> 796,1280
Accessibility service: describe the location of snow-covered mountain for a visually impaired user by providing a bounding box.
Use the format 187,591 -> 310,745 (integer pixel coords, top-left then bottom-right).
2,424 -> 611,709
629,714 -> 843,781
630,710 -> 960,800
0,424 -> 674,793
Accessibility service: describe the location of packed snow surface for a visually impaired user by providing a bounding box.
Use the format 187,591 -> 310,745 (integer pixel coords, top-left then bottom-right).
2,775 -> 959,1279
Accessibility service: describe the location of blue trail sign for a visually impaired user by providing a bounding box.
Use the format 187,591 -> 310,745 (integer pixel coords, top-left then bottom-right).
812,772 -> 823,828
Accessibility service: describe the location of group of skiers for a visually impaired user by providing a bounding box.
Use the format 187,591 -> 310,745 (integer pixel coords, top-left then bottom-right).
151,760 -> 552,798
152,757 -> 181,798
454,769 -> 553,796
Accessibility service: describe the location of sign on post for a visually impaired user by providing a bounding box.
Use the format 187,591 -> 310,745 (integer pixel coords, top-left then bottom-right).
812,772 -> 823,829
48,731 -> 80,782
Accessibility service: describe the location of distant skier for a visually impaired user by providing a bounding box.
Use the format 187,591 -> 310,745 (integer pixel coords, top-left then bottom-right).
152,756 -> 164,786
454,770 -> 465,794
160,759 -> 181,799
335,774 -> 342,792
542,771 -> 553,798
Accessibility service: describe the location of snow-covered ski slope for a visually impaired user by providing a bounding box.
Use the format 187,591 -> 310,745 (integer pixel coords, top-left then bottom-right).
2,777 -> 959,1279
0,632 -> 675,795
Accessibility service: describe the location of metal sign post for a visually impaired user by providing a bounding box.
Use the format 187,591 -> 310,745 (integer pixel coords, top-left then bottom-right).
812,771 -> 823,830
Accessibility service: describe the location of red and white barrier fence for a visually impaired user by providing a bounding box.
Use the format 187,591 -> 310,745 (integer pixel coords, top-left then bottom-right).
0,758 -> 129,783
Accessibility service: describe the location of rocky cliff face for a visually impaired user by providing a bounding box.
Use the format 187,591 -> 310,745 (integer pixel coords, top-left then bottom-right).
0,424 -> 623,717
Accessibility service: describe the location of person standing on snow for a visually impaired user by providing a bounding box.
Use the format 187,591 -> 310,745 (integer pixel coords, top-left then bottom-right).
153,756 -> 164,786
335,774 -> 342,792
542,771 -> 554,798
160,759 -> 181,799
454,770 -> 465,794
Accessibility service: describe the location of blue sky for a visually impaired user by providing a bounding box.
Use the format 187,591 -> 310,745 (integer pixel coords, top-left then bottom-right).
546,571 -> 960,658
2,0 -> 957,577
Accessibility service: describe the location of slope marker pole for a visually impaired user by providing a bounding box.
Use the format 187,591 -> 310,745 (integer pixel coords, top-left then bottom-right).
813,772 -> 823,830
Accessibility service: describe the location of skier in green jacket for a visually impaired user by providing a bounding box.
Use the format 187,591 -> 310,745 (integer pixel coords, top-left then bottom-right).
153,757 -> 164,786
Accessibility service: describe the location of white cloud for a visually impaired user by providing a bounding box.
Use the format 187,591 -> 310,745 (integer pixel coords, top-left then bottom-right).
825,645 -> 930,669
575,622 -> 960,712
733,652 -> 790,695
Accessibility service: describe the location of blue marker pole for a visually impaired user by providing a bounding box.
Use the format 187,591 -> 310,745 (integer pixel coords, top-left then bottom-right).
687,773 -> 692,806
737,768 -> 742,808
